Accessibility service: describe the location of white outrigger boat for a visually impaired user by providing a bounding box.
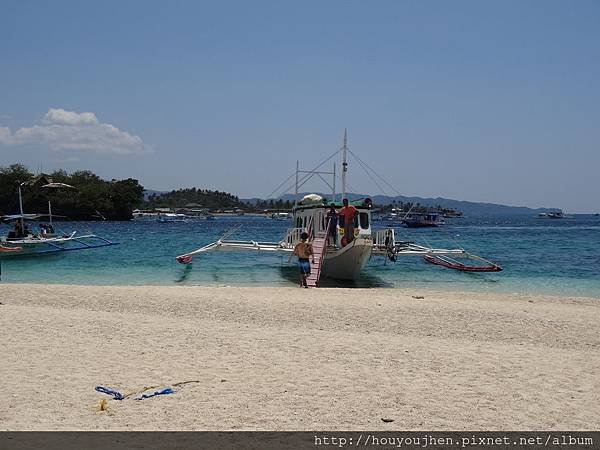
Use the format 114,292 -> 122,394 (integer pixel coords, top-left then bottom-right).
0,216 -> 118,257
176,132 -> 501,286
0,179 -> 118,257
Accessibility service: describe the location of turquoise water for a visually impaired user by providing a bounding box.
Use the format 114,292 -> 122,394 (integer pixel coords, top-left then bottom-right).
1,215 -> 599,297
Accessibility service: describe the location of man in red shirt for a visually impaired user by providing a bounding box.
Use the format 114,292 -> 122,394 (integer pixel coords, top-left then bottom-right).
339,198 -> 358,245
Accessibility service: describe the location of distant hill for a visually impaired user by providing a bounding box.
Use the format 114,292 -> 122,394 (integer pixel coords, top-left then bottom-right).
143,189 -> 168,201
243,192 -> 561,216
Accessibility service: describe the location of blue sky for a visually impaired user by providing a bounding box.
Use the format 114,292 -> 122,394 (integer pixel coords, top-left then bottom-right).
1,1 -> 598,212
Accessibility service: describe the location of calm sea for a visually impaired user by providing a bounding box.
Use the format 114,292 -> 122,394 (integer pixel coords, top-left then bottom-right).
1,215 -> 599,297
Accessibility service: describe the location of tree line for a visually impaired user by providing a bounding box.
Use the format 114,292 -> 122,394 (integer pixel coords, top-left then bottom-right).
0,164 -> 144,221
144,187 -> 245,211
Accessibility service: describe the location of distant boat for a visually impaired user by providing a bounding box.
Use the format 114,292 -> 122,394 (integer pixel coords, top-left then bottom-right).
270,212 -> 291,220
157,213 -> 190,223
402,212 -> 444,228
538,212 -> 564,219
133,210 -> 159,220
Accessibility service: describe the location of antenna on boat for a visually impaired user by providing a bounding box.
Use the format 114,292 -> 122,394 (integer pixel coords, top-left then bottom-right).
294,160 -> 299,207
341,129 -> 348,200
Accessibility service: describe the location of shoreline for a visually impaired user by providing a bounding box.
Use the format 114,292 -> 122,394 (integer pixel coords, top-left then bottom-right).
2,279 -> 599,302
2,284 -> 599,430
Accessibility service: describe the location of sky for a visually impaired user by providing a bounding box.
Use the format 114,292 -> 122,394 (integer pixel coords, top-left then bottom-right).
0,1 -> 599,212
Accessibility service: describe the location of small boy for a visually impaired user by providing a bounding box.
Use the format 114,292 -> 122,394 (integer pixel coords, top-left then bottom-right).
289,232 -> 315,288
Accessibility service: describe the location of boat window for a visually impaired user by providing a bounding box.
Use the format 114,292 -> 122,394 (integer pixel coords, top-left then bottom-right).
359,212 -> 369,229
296,217 -> 302,228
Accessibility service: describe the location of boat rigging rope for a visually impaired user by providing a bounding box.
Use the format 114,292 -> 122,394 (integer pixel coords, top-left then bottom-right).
348,149 -> 405,197
265,172 -> 296,201
350,151 -> 389,196
264,147 -> 343,200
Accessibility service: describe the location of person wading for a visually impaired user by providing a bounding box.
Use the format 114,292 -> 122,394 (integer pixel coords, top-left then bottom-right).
289,232 -> 315,288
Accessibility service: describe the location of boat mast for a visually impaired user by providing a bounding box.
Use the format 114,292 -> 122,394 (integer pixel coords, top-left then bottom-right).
341,129 -> 348,200
18,182 -> 25,230
294,160 -> 299,208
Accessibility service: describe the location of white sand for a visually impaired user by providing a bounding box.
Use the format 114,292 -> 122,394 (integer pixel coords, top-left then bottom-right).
1,284 -> 599,430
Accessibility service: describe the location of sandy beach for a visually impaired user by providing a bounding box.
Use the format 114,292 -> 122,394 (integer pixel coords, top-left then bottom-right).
1,284 -> 599,430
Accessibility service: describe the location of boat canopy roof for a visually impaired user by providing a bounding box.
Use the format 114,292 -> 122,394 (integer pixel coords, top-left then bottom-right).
293,198 -> 372,211
1,214 -> 46,222
0,213 -> 65,223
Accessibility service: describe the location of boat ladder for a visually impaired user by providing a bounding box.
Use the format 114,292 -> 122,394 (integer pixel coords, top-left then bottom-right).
306,231 -> 327,287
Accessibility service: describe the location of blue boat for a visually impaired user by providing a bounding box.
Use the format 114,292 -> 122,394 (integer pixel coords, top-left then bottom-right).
402,212 -> 444,228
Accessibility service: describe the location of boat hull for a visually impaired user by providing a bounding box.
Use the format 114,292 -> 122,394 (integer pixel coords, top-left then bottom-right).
321,237 -> 373,280
403,222 -> 440,228
0,234 -> 118,258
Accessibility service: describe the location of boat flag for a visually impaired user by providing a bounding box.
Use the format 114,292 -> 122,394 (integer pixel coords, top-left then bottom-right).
177,255 -> 193,264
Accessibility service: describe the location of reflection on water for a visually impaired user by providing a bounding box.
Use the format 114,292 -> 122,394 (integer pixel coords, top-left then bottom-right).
174,264 -> 193,283
278,265 -> 393,288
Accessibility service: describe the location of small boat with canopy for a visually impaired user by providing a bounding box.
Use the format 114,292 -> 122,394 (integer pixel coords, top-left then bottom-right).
0,176 -> 118,257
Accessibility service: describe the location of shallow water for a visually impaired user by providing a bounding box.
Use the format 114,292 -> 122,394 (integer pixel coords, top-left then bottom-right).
1,215 -> 599,296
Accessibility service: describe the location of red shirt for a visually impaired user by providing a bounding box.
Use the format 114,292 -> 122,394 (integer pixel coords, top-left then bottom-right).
339,205 -> 357,224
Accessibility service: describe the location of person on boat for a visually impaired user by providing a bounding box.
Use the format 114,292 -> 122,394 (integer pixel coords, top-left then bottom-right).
325,204 -> 338,246
14,220 -> 25,238
288,232 -> 315,288
339,198 -> 358,245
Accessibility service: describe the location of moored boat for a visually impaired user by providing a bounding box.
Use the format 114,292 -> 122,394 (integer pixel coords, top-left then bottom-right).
402,212 -> 444,228
0,177 -> 118,258
176,131 -> 501,285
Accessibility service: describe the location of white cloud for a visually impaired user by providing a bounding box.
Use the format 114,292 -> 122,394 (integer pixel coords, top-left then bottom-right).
0,108 -> 149,154
43,108 -> 99,126
0,126 -> 11,142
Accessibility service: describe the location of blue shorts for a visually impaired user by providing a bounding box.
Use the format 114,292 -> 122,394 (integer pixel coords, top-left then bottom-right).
298,258 -> 311,275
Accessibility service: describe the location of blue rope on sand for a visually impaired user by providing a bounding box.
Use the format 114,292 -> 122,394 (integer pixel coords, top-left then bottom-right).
135,387 -> 175,400
95,385 -> 125,400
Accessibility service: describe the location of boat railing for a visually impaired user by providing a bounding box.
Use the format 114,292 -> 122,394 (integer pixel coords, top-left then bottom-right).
284,227 -> 305,247
373,228 -> 395,249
